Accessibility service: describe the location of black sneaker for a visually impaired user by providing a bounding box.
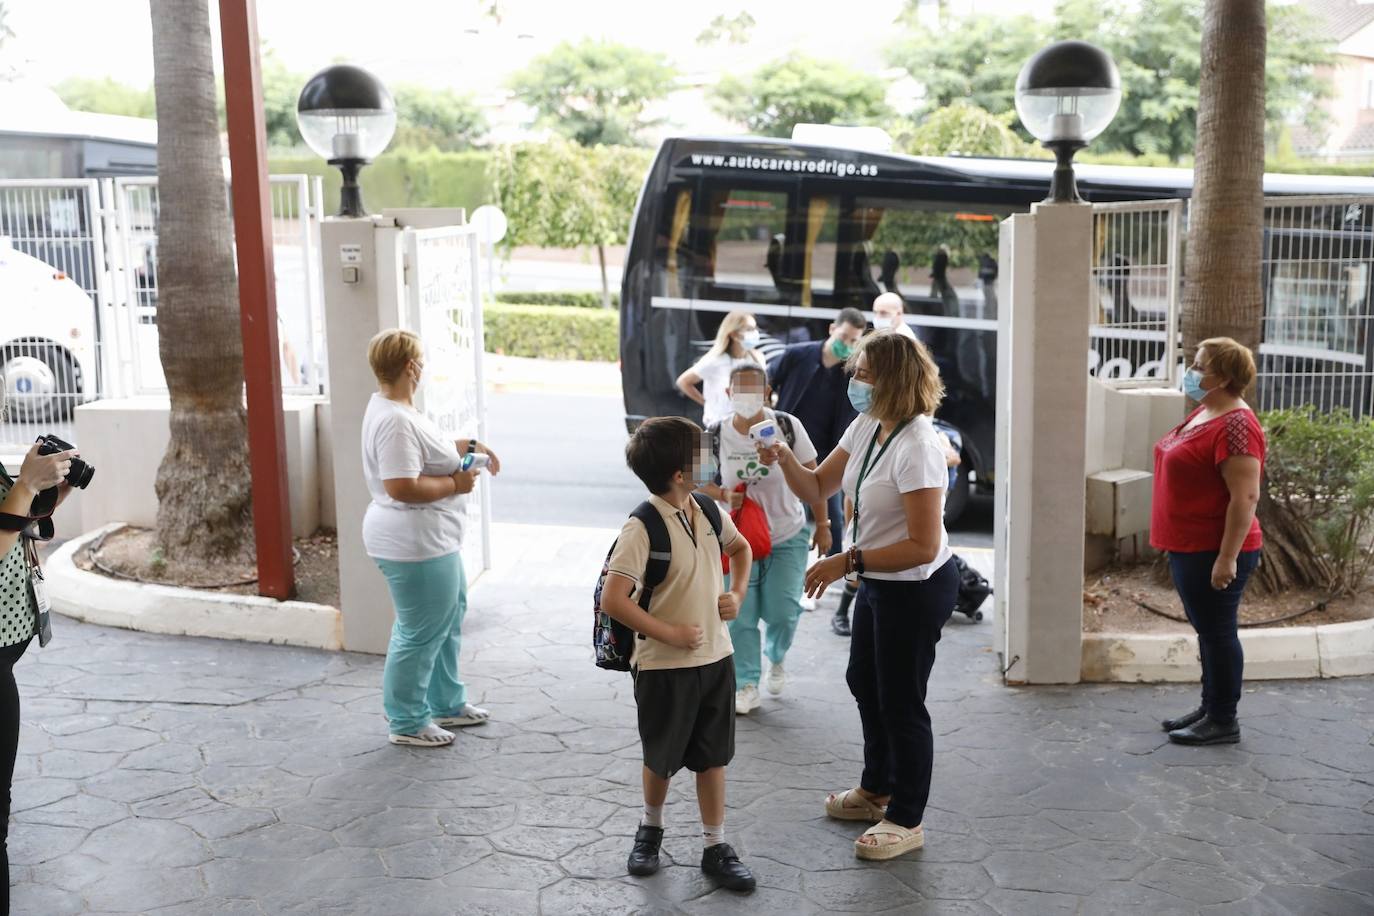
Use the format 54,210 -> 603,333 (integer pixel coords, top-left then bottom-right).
1168,716 -> 1240,746
1161,706 -> 1205,732
831,610 -> 851,637
701,842 -> 755,893
627,824 -> 664,876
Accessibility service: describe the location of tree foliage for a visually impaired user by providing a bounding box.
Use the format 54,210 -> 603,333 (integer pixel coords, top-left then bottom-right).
697,12 -> 756,46
392,85 -> 488,151
55,77 -> 157,118
889,0 -> 1333,161
895,99 -> 1045,158
508,40 -> 677,146
711,55 -> 892,138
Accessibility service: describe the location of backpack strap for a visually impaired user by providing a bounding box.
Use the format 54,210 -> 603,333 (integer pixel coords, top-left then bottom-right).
629,501 -> 672,614
691,492 -> 724,541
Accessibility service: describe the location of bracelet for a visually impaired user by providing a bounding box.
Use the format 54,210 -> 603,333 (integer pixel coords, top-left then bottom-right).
855,549 -> 866,575
466,439 -> 477,455
846,545 -> 857,576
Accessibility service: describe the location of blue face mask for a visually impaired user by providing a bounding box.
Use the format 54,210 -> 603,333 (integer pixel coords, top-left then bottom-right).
690,450 -> 718,486
848,378 -> 874,414
1182,369 -> 1209,402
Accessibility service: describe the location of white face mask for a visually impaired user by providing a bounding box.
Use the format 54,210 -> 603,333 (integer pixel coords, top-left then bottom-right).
731,392 -> 765,417
740,329 -> 761,350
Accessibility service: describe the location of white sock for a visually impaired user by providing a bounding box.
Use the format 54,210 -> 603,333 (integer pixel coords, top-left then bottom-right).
703,822 -> 725,848
642,804 -> 664,828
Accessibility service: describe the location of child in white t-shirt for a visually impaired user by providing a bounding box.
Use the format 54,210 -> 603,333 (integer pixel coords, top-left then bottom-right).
700,362 -> 831,714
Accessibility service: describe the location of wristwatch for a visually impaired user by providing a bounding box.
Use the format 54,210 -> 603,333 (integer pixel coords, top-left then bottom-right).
466,438 -> 478,455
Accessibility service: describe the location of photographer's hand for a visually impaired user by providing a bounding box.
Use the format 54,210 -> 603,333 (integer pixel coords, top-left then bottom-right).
16,442 -> 73,497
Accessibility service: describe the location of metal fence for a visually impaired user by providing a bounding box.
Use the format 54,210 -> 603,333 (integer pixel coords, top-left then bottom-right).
405,224 -> 492,575
1090,195 -> 1374,418
1,174 -> 326,460
1089,199 -> 1183,387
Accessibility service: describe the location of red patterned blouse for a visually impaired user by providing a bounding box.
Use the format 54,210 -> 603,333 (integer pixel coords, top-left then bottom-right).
1150,407 -> 1266,553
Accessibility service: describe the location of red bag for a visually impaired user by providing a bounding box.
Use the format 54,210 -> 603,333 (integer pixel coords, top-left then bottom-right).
722,484 -> 772,574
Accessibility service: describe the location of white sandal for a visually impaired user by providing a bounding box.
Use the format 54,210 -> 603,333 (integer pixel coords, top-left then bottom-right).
389,723 -> 456,747
433,704 -> 490,728
825,788 -> 888,822
855,820 -> 924,861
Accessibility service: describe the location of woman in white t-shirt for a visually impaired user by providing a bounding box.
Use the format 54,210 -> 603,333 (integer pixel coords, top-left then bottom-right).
761,330 -> 957,862
698,361 -> 832,716
675,310 -> 765,427
361,330 -> 501,748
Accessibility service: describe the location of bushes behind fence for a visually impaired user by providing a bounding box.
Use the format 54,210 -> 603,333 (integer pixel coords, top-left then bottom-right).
492,290 -> 619,309
481,303 -> 619,362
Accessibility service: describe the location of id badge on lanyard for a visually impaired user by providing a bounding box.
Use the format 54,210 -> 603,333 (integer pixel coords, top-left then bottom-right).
24,539 -> 52,647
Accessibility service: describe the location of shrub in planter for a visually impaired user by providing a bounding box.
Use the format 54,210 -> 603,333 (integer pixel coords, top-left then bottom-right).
1258,407 -> 1374,595
493,290 -> 619,309
481,303 -> 619,362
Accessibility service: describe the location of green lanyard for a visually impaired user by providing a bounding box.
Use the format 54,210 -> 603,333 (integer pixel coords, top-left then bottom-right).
852,418 -> 911,545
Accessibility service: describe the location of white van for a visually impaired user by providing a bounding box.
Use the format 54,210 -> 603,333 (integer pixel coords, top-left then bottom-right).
0,238 -> 100,422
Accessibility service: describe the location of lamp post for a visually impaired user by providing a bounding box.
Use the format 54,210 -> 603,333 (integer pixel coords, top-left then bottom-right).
1015,41 -> 1121,204
296,65 -> 397,217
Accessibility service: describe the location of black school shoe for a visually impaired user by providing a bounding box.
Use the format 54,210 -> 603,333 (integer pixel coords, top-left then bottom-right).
1161,706 -> 1206,732
1168,715 -> 1241,746
701,843 -> 756,893
627,825 -> 664,876
831,610 -> 851,637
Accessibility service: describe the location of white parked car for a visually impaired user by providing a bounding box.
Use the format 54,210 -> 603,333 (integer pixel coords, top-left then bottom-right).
0,241 -> 100,422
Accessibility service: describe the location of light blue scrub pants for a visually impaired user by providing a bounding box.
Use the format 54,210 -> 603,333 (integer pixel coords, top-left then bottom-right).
375,552 -> 468,735
727,526 -> 811,688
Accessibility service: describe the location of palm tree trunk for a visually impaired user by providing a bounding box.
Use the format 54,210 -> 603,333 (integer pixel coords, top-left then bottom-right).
150,0 -> 254,563
1180,0 -> 1266,365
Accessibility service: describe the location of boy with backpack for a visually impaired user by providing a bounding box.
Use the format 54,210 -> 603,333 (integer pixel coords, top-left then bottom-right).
701,362 -> 831,715
597,416 -> 757,892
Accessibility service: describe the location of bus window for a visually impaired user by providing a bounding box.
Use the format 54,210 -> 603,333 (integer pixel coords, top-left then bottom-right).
652,183 -> 695,299
834,197 -> 1007,321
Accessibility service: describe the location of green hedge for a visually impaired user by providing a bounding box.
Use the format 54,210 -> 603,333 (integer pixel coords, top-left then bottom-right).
270,149 -> 493,215
482,303 -> 619,362
492,290 -> 619,309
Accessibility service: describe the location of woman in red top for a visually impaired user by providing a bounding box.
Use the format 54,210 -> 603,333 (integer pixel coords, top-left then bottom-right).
1151,337 -> 1265,746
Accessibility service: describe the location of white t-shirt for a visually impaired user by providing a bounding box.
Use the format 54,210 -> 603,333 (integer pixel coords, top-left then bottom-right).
694,350 -> 762,428
716,409 -> 818,545
360,394 -> 466,561
838,413 -> 951,581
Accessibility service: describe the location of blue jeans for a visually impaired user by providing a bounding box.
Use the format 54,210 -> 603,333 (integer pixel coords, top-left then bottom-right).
375,552 -> 469,735
727,527 -> 811,687
1168,550 -> 1261,724
847,560 -> 959,829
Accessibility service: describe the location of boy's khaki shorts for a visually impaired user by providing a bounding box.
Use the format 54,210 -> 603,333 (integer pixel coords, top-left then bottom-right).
634,655 -> 736,779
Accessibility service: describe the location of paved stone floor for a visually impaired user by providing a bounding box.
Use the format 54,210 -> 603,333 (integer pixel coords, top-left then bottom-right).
8,524 -> 1374,914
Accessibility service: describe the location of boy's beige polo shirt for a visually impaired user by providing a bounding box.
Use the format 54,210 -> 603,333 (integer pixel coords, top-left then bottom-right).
606,493 -> 740,671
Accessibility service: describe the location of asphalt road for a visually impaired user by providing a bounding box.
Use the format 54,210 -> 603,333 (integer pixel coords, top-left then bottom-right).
483,389 -> 996,549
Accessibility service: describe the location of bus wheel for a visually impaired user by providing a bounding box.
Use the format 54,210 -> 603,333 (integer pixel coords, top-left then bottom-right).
944,461 -> 971,527
1,344 -> 78,424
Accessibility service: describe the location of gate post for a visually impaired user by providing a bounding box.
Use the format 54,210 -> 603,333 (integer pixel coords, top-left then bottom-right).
995,202 -> 1094,685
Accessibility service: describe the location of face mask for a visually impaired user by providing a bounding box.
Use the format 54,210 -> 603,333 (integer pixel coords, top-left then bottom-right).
1182,369 -> 1208,402
848,378 -> 874,414
740,330 -> 761,350
731,392 -> 765,417
830,338 -> 854,361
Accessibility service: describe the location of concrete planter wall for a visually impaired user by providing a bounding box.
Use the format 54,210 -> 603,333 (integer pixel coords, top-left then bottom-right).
47,525 -> 342,650
1083,618 -> 1374,682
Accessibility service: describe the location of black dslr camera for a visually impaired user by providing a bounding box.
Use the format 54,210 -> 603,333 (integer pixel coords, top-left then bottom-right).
36,435 -> 95,490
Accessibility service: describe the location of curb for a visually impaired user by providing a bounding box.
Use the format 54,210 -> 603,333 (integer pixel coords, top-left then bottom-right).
47,524 -> 343,650
1082,617 -> 1374,682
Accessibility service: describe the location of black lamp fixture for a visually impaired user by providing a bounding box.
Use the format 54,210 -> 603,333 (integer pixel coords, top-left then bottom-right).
296,64 -> 396,217
1015,41 -> 1121,204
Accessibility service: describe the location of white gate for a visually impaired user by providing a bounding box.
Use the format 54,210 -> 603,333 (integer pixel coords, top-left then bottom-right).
0,179 -> 115,457
404,224 -> 491,576
109,174 -> 327,396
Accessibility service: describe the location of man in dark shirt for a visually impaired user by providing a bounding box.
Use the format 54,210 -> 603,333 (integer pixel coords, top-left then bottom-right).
767,307 -> 867,622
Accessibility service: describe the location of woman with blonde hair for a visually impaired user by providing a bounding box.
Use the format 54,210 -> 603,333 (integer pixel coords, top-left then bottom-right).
676,310 -> 765,427
1152,337 -> 1265,746
361,329 -> 501,748
761,329 -> 957,861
